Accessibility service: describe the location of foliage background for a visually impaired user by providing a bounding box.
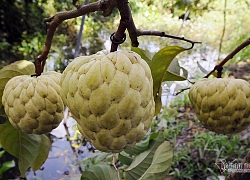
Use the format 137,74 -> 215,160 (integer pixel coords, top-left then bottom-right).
1,0 -> 250,179
1,0 -> 250,70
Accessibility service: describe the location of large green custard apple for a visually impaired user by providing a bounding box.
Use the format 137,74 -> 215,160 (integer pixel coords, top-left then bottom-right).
60,50 -> 155,152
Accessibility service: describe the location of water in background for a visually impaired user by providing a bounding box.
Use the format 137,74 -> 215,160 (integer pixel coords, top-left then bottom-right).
27,35 -> 221,179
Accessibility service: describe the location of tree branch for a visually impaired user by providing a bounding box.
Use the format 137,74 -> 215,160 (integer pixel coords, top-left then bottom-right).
205,38 -> 250,78
110,0 -> 138,51
136,30 -> 201,50
35,0 -> 117,75
218,0 -> 227,60
35,0 -> 200,75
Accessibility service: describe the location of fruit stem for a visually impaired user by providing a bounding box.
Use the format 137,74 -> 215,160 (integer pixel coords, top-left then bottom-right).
110,0 -> 136,52
112,153 -> 121,180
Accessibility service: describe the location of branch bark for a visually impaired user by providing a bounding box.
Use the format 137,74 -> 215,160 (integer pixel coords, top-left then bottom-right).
205,38 -> 250,78
110,0 -> 138,51
136,30 -> 201,50
35,0 -> 117,75
35,0 -> 200,75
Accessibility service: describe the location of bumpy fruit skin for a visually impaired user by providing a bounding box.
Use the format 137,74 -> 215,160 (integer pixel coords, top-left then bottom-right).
2,71 -> 64,134
60,50 -> 155,152
189,78 -> 250,134
0,60 -> 35,109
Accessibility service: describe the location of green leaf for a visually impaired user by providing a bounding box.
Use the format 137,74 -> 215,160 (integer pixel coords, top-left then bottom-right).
154,85 -> 162,116
0,160 -> 15,178
31,135 -> 51,171
83,151 -> 111,164
0,60 -> 35,108
81,164 -> 119,180
0,150 -> 4,158
167,58 -> 181,75
181,67 -> 188,78
124,132 -> 170,180
131,47 -> 152,64
139,141 -> 173,180
166,58 -> 188,81
163,71 -> 187,82
124,135 -> 150,155
118,152 -> 133,166
0,121 -> 50,176
150,46 -> 185,112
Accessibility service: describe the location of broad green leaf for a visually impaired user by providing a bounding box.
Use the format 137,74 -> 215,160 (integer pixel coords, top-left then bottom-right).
0,121 -> 50,176
124,132 -> 166,180
181,67 -> 188,78
0,60 -> 35,108
124,135 -> 150,155
140,141 -> 173,180
150,46 -> 185,113
154,85 -> 162,116
197,61 -> 208,74
83,151 -> 111,164
81,164 -> 119,180
131,47 -> 152,64
166,58 -> 188,80
168,58 -> 181,75
149,132 -> 160,140
163,71 -> 187,82
0,160 -> 15,178
118,152 -> 133,166
31,135 -> 51,171
0,150 -> 4,158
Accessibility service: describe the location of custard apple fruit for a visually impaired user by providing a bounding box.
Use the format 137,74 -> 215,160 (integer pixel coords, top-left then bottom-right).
60,50 -> 155,152
2,71 -> 64,134
189,78 -> 250,134
0,60 -> 35,109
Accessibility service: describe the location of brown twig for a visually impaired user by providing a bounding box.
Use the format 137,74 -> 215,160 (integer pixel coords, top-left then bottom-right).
35,0 -> 200,75
110,0 -> 137,51
205,38 -> 250,78
136,30 -> 201,50
35,0 -> 117,75
218,0 -> 227,59
62,107 -> 83,173
174,87 -> 191,96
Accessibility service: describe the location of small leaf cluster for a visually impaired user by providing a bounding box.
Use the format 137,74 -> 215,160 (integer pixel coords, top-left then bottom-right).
81,132 -> 173,180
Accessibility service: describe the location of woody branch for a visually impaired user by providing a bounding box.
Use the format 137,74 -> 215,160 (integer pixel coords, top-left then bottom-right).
205,38 -> 250,78
35,0 -> 200,75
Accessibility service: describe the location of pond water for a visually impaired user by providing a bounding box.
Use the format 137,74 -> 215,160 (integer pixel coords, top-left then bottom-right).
0,31 -> 221,179
23,46 -> 220,180
26,115 -> 93,180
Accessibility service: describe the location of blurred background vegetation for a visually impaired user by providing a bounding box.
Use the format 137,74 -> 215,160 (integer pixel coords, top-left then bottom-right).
1,1 -> 250,179
1,0 -> 250,70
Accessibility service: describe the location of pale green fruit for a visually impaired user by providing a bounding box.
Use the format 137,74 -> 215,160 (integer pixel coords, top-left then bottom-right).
60,50 -> 155,152
0,60 -> 35,109
2,71 -> 64,134
189,78 -> 250,134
